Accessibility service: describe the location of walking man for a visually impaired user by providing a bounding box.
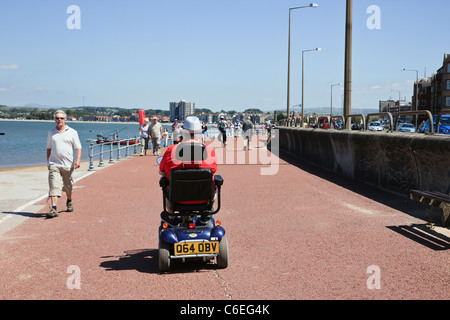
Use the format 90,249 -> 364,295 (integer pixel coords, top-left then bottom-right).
46,110 -> 82,218
149,116 -> 162,156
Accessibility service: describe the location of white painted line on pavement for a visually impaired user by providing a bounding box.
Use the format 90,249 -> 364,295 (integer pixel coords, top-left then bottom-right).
0,170 -> 96,225
0,194 -> 47,225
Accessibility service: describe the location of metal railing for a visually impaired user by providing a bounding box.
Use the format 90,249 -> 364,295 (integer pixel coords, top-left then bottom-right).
366,112 -> 393,131
331,115 -> 345,129
88,137 -> 140,171
344,114 -> 365,131
394,110 -> 433,133
278,110 -> 447,135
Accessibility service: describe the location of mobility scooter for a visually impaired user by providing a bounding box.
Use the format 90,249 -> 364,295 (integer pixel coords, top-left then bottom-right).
157,143 -> 228,272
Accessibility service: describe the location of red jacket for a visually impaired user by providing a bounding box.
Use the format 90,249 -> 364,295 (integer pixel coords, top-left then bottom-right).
159,141 -> 218,205
159,141 -> 217,180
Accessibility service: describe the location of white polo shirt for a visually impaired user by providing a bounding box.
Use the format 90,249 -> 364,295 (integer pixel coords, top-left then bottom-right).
47,125 -> 82,168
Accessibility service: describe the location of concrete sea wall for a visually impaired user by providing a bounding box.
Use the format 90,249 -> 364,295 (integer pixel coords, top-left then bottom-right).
278,127 -> 450,195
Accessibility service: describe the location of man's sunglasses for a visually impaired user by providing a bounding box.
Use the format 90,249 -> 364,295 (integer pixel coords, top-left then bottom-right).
55,117 -> 66,120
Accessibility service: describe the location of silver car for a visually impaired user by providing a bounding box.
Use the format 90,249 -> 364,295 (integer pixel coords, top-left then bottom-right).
397,123 -> 416,133
368,122 -> 383,131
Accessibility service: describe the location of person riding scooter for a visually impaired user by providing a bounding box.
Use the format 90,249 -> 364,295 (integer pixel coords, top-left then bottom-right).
159,116 -> 218,226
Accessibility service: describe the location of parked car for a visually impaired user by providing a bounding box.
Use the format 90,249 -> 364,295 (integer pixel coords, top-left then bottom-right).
423,114 -> 450,134
351,123 -> 363,130
332,120 -> 343,130
368,122 -> 383,131
397,123 -> 416,133
417,122 -> 425,133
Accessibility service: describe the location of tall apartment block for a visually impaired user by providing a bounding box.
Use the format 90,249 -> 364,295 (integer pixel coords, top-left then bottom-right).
170,100 -> 195,122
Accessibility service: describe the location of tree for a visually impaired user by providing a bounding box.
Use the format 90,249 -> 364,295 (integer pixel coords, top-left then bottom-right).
276,113 -> 286,122
244,108 -> 263,114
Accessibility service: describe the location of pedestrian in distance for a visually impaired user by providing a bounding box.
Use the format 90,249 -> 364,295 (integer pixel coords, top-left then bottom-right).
234,121 -> 240,139
242,116 -> 254,151
265,119 -> 272,143
218,116 -> 228,146
46,110 -> 82,218
171,119 -> 181,145
150,116 -> 163,156
162,127 -> 169,147
201,121 -> 207,143
139,118 -> 150,156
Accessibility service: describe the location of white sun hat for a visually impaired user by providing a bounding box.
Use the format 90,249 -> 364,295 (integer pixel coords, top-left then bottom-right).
183,116 -> 202,133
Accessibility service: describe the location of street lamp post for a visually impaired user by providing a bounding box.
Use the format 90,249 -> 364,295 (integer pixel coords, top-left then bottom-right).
330,83 -> 341,128
301,48 -> 321,121
344,0 -> 353,129
286,3 -> 318,122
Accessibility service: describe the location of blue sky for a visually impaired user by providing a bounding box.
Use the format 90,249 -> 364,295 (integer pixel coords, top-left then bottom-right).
1,0 -> 449,112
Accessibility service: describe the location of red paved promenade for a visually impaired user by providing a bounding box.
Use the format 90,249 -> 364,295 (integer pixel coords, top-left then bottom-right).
0,139 -> 448,300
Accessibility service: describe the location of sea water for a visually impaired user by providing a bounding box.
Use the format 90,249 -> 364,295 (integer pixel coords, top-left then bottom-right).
0,120 -> 174,168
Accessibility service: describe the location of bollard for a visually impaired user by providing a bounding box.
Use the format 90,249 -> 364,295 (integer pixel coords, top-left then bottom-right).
88,142 -> 95,171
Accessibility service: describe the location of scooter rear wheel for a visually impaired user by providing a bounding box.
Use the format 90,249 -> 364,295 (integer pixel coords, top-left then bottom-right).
217,236 -> 228,269
158,241 -> 171,272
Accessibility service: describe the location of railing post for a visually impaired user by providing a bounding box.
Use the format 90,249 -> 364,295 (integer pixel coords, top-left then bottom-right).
117,141 -> 121,161
109,142 -> 114,163
88,142 -> 95,171
125,139 -> 130,157
99,142 -> 104,167
134,136 -> 138,154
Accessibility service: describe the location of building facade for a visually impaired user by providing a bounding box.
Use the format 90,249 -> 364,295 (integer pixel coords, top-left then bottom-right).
383,53 -> 450,120
441,53 -> 450,110
430,53 -> 450,114
379,99 -> 413,121
169,100 -> 195,122
413,77 -> 432,114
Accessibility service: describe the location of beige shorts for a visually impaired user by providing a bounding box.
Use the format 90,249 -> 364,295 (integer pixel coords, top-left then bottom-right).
48,164 -> 74,197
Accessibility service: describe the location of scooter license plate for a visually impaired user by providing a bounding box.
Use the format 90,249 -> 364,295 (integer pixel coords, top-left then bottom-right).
174,241 -> 219,256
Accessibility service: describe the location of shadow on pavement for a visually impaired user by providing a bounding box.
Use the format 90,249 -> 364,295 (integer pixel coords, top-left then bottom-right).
99,248 -> 219,274
100,249 -> 159,274
2,211 -> 46,219
278,151 -> 429,220
386,224 -> 450,251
